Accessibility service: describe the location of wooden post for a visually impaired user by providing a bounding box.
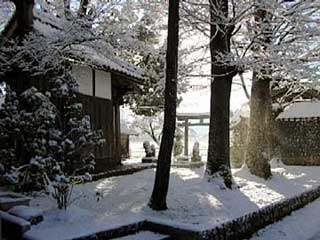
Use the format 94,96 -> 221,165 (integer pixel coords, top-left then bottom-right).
114,102 -> 121,164
92,68 -> 95,96
184,119 -> 189,156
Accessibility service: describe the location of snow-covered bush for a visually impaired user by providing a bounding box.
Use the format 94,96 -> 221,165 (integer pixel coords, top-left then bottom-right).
0,86 -> 62,191
49,72 -> 104,176
0,72 -> 104,195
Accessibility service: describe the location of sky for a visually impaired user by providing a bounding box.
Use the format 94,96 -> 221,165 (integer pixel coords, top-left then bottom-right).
177,32 -> 252,114
178,74 -> 251,114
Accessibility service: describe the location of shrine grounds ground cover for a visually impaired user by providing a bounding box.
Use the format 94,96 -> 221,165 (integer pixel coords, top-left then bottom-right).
25,160 -> 320,240
250,197 -> 320,240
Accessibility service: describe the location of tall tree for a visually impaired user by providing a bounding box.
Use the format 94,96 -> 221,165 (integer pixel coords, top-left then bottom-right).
78,0 -> 90,18
63,0 -> 71,19
149,0 -> 180,211
245,1 -> 272,179
206,0 -> 237,188
0,0 -> 34,44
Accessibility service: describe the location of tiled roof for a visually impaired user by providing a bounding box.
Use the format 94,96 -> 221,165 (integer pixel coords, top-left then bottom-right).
276,100 -> 320,120
33,9 -> 145,82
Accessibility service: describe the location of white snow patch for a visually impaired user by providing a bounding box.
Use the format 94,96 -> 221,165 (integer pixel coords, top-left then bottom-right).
27,164 -> 320,239
8,206 -> 43,220
251,198 -> 320,240
24,206 -> 144,240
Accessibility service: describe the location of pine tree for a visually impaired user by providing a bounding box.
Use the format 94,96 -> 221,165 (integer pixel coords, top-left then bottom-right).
0,86 -> 61,191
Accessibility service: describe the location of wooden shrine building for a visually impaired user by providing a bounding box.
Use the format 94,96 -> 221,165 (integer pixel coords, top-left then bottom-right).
1,7 -> 145,172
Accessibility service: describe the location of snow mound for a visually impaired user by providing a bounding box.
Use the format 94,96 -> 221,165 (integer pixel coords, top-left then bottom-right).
8,206 -> 43,221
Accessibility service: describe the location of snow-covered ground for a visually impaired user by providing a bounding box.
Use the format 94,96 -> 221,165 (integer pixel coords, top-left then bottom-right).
26,161 -> 320,239
251,198 -> 320,240
114,231 -> 168,240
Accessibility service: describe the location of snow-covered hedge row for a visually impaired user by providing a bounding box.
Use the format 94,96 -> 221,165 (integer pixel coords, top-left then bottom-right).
91,164 -> 156,181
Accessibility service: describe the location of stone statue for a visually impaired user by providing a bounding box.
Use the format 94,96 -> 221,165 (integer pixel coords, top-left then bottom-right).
150,144 -> 156,157
142,141 -> 157,163
173,132 -> 183,157
191,141 -> 201,162
143,141 -> 152,157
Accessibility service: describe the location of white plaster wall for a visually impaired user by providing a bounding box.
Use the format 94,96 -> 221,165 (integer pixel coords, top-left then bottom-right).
72,65 -> 93,96
95,70 -> 112,100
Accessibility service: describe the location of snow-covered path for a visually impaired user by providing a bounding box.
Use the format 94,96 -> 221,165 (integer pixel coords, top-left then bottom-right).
251,198 -> 320,240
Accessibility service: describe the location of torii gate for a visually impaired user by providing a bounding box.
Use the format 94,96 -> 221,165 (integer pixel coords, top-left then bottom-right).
177,112 -> 210,157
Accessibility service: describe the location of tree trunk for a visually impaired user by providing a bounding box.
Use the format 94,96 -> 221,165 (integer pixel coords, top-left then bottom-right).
64,0 -> 71,19
1,0 -> 34,44
207,75 -> 233,188
78,0 -> 90,18
246,72 -> 272,178
149,0 -> 180,211
245,1 -> 272,179
206,0 -> 235,188
1,0 -> 35,94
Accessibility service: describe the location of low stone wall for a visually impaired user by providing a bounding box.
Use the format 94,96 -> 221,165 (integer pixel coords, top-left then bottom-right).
201,186 -> 320,240
282,156 -> 320,166
91,164 -> 156,181
144,221 -> 200,240
277,120 -> 320,166
1,210 -> 31,239
100,186 -> 320,240
78,221 -> 146,240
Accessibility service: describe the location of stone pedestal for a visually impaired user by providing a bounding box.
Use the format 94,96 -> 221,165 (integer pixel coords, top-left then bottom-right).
8,205 -> 44,225
172,160 -> 204,168
0,210 -> 31,239
173,154 -> 204,168
142,157 -> 157,163
0,192 -> 31,211
177,155 -> 190,162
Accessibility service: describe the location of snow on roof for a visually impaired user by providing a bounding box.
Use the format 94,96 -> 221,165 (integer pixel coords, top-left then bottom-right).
68,44 -> 145,81
33,9 -> 74,40
33,9 -> 145,82
276,100 -> 320,120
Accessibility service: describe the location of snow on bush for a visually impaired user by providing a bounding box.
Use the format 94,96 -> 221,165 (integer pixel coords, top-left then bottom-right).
0,72 -> 104,205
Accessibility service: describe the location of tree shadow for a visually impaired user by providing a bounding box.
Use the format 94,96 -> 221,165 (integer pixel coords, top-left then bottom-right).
233,162 -> 320,199
51,163 -> 320,231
